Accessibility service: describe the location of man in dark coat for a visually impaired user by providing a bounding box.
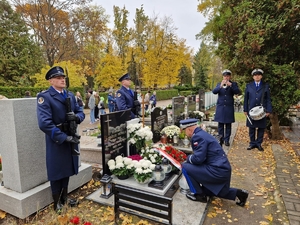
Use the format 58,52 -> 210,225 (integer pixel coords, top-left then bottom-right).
243,68 -> 272,151
213,69 -> 240,146
180,119 -> 249,207
37,66 -> 85,212
115,73 -> 140,119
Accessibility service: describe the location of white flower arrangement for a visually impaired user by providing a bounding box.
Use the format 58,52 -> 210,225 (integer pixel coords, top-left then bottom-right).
107,155 -> 135,177
161,125 -> 180,138
133,159 -> 155,183
128,123 -> 153,150
140,146 -> 163,164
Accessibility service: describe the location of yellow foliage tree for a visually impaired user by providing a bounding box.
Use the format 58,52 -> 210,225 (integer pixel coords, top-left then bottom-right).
31,61 -> 87,88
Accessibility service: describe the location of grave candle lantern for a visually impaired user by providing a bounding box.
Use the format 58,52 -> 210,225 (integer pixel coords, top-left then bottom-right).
96,134 -> 102,147
152,164 -> 165,186
100,174 -> 113,199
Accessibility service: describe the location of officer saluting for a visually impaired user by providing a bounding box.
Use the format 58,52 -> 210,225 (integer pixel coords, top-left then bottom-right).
37,66 -> 85,212
115,73 -> 140,119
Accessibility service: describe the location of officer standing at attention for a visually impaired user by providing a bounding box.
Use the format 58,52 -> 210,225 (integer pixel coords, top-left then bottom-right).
116,73 -> 140,119
36,66 -> 85,212
180,118 -> 249,207
243,68 -> 272,151
212,69 -> 240,146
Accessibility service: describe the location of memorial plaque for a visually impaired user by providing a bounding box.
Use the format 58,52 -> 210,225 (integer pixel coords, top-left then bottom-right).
101,109 -> 131,175
187,95 -> 196,116
172,96 -> 185,127
151,107 -> 168,143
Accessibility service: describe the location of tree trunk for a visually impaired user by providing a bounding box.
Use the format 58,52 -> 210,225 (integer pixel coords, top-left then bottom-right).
269,113 -> 283,140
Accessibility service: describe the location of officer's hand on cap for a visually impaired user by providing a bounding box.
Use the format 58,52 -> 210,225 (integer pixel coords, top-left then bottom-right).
65,136 -> 80,144
66,112 -> 80,123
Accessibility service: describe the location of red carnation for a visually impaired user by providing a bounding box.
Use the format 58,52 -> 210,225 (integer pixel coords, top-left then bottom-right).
70,216 -> 80,224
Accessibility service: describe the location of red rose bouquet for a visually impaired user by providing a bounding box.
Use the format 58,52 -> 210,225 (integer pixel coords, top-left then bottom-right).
164,145 -> 187,164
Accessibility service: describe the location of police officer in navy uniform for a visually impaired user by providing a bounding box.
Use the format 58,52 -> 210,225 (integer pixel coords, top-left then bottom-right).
180,119 -> 249,206
115,73 -> 140,119
37,66 -> 85,212
213,69 -> 241,146
243,69 -> 272,151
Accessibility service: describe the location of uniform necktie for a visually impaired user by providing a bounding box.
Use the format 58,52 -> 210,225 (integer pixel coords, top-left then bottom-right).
256,82 -> 259,90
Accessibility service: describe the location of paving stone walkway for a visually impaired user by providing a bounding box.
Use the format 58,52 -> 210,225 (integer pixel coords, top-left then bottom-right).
274,128 -> 300,225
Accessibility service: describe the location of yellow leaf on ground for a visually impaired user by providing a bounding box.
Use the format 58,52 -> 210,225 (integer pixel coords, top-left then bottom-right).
207,212 -> 217,218
254,192 -> 263,196
0,210 -> 6,219
264,214 -> 273,221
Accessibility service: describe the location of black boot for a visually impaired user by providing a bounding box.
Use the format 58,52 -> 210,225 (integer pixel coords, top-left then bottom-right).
52,193 -> 63,213
236,189 -> 249,207
60,188 -> 68,205
60,188 -> 79,207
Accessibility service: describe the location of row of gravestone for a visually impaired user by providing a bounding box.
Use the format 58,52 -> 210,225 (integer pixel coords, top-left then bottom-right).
100,95 -> 202,175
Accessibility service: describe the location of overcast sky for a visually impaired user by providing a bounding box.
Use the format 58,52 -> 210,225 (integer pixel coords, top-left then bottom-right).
93,0 -> 207,53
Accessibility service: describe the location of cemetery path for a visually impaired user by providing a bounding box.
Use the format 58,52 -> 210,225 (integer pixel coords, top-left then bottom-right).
202,123 -> 299,225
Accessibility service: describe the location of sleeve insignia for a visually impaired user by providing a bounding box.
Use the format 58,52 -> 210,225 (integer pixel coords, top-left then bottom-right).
193,142 -> 198,146
117,93 -> 121,98
38,97 -> 44,104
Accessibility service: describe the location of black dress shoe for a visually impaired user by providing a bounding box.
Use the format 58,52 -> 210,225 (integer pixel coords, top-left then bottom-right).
225,141 -> 230,146
257,145 -> 264,151
236,189 -> 249,207
186,192 -> 207,203
246,145 -> 255,150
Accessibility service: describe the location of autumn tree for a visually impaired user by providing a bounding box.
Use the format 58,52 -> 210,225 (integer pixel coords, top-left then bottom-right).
198,0 -> 300,139
31,61 -> 86,88
14,0 -> 91,66
0,0 -> 44,86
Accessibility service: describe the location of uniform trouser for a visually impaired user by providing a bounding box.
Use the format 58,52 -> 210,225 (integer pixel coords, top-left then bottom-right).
182,168 -> 237,201
50,177 -> 70,195
249,127 -> 264,146
218,123 -> 232,142
109,105 -> 114,112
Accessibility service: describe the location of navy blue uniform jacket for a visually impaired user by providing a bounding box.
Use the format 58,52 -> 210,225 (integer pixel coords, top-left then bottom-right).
37,87 -> 85,181
116,86 -> 135,118
243,82 -> 272,128
212,81 -> 240,123
182,127 -> 232,195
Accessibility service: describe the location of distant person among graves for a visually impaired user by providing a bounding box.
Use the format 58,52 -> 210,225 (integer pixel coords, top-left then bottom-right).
24,91 -> 31,98
149,91 -> 157,108
243,68 -> 272,151
88,91 -> 96,124
212,69 -> 240,146
98,96 -> 106,116
36,66 -> 85,213
107,92 -> 116,112
144,91 -> 151,111
75,91 -> 84,109
180,119 -> 249,207
94,92 -> 100,121
115,73 -> 140,119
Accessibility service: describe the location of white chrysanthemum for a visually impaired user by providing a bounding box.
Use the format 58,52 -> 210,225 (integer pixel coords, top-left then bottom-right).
131,160 -> 138,166
115,155 -> 123,162
128,138 -> 136,144
150,164 -> 156,170
127,164 -> 134,169
123,157 -> 132,165
108,165 -> 116,170
149,148 -> 154,153
107,159 -> 115,167
135,167 -> 143,174
115,162 -> 124,169
134,161 -> 142,168
141,149 -> 145,153
150,157 -> 156,163
153,154 -> 158,158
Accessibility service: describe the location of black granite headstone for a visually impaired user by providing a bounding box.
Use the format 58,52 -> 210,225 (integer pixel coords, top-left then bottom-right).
172,96 -> 185,127
151,107 -> 168,143
101,109 -> 131,175
187,95 -> 196,117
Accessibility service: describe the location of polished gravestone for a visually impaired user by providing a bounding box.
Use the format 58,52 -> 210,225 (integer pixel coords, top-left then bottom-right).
187,95 -> 197,116
172,96 -> 185,127
151,107 -> 168,143
100,109 -> 131,175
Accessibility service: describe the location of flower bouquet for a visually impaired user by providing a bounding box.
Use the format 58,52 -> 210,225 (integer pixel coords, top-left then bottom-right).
140,146 -> 163,164
107,155 -> 135,179
128,123 -> 153,151
133,159 -> 155,184
159,145 -> 187,171
161,125 -> 180,139
188,111 -> 205,120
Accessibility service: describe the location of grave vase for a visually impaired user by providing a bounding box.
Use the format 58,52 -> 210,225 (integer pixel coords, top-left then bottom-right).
167,136 -> 173,144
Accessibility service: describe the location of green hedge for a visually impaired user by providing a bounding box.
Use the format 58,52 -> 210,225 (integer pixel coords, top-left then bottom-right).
0,87 -> 85,99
